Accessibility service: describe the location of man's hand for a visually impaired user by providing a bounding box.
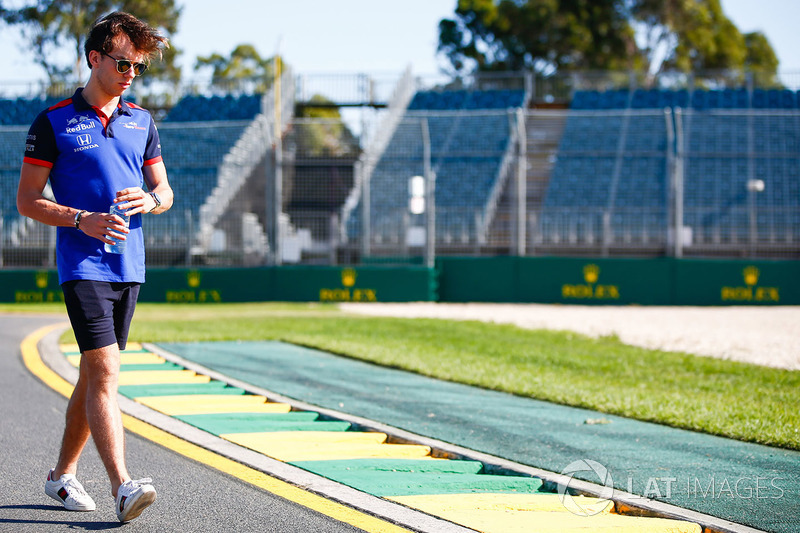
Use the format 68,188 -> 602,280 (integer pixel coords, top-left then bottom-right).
78,211 -> 129,246
113,187 -> 158,216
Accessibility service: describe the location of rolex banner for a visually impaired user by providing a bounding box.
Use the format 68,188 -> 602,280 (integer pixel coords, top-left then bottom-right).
0,260 -> 795,305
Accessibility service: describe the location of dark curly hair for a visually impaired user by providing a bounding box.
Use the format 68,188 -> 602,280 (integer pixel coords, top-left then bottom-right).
84,11 -> 169,69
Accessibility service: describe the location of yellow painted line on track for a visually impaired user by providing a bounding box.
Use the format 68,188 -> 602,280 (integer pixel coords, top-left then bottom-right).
410,509 -> 701,533
225,439 -> 433,462
388,492 -> 614,514
68,353 -> 167,367
20,324 -> 414,533
61,342 -> 143,353
20,322 -> 75,398
118,369 -> 210,386
225,431 -> 390,445
136,395 -> 292,415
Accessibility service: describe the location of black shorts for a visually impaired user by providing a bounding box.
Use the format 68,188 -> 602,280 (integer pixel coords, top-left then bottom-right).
61,280 -> 141,352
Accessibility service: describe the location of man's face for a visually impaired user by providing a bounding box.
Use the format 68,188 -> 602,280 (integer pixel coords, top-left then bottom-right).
92,35 -> 147,97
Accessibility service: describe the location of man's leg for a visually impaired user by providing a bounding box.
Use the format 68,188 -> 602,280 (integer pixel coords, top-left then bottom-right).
78,343 -> 130,498
51,360 -> 92,479
55,280 -> 152,519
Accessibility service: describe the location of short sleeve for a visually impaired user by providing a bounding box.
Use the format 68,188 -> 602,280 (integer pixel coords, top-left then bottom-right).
143,117 -> 162,166
23,111 -> 58,168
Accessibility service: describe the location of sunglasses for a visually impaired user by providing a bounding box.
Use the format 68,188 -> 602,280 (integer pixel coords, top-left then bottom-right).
102,52 -> 148,76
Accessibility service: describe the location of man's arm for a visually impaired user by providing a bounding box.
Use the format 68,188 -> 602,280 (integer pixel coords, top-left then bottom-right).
114,161 -> 173,216
143,161 -> 173,214
17,162 -> 72,226
17,162 -> 127,244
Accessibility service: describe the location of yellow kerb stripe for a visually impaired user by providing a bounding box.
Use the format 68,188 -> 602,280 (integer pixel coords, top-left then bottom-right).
21,324 -> 413,533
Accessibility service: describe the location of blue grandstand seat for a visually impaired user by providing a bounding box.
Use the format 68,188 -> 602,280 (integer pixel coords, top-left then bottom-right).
0,127 -> 33,241
544,107 -> 671,243
570,90 -> 598,110
407,89 -> 525,111
752,89 -> 797,109
0,96 -> 64,125
164,93 -> 262,121
144,121 -> 250,239
562,87 -> 800,246
680,108 -> 800,243
631,89 -> 659,109
348,88 -> 524,243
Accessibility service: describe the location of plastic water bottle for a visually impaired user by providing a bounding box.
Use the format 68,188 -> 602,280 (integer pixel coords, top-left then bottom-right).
104,203 -> 130,254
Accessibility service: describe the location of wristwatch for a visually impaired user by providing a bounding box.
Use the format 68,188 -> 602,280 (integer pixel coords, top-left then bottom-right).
74,210 -> 89,230
148,192 -> 162,213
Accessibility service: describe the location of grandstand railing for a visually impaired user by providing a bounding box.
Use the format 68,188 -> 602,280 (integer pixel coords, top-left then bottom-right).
195,66 -> 295,258
340,66 -> 416,249
478,109 -> 522,244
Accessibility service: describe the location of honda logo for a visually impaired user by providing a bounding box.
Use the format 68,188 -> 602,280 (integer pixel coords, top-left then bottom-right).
77,134 -> 92,146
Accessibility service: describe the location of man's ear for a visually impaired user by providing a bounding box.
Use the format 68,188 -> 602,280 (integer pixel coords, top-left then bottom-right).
87,49 -> 102,69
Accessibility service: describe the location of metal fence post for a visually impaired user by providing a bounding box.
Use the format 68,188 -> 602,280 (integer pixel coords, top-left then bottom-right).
515,108 -> 527,256
359,160 -> 371,260
422,118 -> 435,269
185,209 -> 193,266
673,108 -> 684,258
272,52 -> 283,266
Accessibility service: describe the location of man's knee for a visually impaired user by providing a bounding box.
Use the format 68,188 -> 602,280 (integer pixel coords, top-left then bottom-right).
80,345 -> 121,390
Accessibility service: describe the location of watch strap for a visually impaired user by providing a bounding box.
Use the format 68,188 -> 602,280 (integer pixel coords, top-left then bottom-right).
74,210 -> 88,230
148,192 -> 161,213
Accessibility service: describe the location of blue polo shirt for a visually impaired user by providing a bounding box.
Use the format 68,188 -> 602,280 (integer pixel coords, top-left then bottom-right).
24,88 -> 162,284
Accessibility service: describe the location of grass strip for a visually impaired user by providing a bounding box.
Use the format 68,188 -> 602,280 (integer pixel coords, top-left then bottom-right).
5,302 -> 798,450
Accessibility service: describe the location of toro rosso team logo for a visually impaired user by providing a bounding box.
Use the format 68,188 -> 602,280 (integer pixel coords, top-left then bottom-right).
122,120 -> 146,130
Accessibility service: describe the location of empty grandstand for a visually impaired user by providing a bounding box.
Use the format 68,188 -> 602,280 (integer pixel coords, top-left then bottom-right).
1,70 -> 799,267
342,87 -> 527,260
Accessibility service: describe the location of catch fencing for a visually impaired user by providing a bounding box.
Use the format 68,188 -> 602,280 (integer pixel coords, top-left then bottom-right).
2,108 -> 799,268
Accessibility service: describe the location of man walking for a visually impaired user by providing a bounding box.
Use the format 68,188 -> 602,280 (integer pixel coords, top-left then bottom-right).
17,12 -> 172,522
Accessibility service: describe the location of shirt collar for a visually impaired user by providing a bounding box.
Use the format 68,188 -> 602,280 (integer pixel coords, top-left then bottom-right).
71,87 -> 133,117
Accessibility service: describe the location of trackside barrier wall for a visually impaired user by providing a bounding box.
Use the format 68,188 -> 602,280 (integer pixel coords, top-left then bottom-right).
2,258 -> 796,305
436,257 -> 798,305
3,266 -> 438,304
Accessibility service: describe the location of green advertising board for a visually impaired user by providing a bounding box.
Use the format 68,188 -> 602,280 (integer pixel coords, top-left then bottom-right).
138,265 -> 438,303
1,269 -> 64,303
673,259 -> 798,305
0,258 -> 795,305
436,257 -> 798,305
436,257 -> 672,305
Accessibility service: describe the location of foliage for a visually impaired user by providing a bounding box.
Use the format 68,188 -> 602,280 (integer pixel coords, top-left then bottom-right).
1,0 -> 181,89
438,0 -> 638,74
294,94 -> 359,157
438,0 -> 779,78
194,44 -> 284,94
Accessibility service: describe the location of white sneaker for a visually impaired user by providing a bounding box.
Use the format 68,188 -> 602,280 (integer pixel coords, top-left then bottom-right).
44,469 -> 96,511
115,478 -> 156,522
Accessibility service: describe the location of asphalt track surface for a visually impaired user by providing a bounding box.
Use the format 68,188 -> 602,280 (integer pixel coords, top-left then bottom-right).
0,314 -> 365,533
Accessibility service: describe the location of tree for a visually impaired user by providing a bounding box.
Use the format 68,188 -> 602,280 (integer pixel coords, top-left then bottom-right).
294,94 -> 359,157
438,0 -> 779,78
194,44 -> 284,94
631,0 -> 743,72
2,0 -> 181,89
438,0 -> 639,75
743,31 -> 780,87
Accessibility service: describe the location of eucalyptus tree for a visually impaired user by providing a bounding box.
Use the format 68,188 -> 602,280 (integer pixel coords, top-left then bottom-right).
2,0 -> 181,89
